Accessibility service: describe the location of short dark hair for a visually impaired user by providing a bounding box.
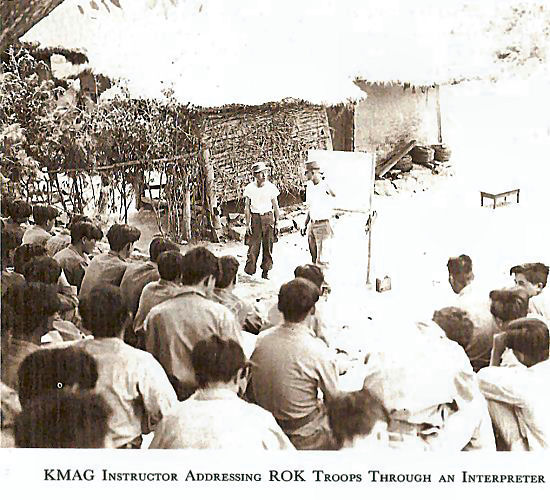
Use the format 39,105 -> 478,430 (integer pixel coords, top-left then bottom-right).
17,347 -> 98,408
180,246 -> 220,286
489,288 -> 529,322
6,199 -> 32,222
1,227 -> 22,262
2,281 -> 60,335
70,221 -> 103,245
510,263 -> 549,288
278,278 -> 320,323
294,264 -> 324,289
67,213 -> 91,228
13,243 -> 47,274
191,335 -> 247,388
215,255 -> 239,288
149,237 -> 179,263
32,204 -> 59,226
327,389 -> 389,449
106,224 -> 141,252
432,307 -> 474,350
79,284 -> 128,337
22,256 -> 61,284
157,250 -> 183,281
447,254 -> 472,276
505,318 -> 549,365
14,391 -> 110,448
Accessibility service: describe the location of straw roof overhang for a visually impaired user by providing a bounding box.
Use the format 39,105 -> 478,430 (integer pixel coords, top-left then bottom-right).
20,0 -> 502,107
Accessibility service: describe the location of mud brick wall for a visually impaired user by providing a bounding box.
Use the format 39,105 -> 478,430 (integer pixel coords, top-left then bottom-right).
353,83 -> 439,165
201,103 -> 332,203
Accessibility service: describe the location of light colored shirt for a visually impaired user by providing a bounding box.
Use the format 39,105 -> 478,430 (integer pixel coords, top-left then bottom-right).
250,322 -> 339,421
477,360 -> 550,450
46,233 -> 70,257
75,337 -> 177,448
22,225 -> 52,246
54,245 -> 88,290
212,288 -> 264,333
529,288 -> 550,321
133,279 -> 183,335
144,287 -> 243,389
243,180 -> 279,214
79,251 -> 128,298
363,322 -> 493,451
305,180 -> 333,221
455,285 -> 500,371
119,261 -> 159,316
261,299 -> 330,347
150,387 -> 294,450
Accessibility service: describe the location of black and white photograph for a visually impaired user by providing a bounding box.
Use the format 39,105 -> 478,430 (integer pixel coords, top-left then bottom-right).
1,0 -> 549,496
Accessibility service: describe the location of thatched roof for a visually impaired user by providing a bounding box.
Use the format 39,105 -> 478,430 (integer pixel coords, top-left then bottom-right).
21,0 -> 508,106
1,0 -> 65,52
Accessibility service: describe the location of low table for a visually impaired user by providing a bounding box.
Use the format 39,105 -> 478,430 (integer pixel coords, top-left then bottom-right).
480,189 -> 520,209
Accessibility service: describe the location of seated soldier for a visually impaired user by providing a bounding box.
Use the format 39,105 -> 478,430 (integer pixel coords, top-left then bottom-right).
144,247 -> 243,401
17,346 -> 99,409
432,306 -> 475,353
1,282 -> 60,390
212,255 -> 264,334
510,262 -> 550,322
3,199 -> 31,242
447,254 -> 475,296
22,204 -> 59,246
150,335 -> 293,450
1,381 -> 21,448
1,227 -> 24,296
250,278 -> 340,450
327,389 -> 390,450
478,318 -> 549,450
489,288 -> 529,326
79,223 -> 141,299
261,264 -> 330,347
362,318 -> 495,451
77,284 -> 176,448
15,391 -> 111,448
133,250 -> 184,337
13,243 -> 46,276
120,236 -> 179,320
45,214 -> 91,257
23,256 -> 79,327
54,220 -> 103,291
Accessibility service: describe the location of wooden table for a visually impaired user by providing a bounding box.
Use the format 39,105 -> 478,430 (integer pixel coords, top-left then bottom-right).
480,189 -> 520,209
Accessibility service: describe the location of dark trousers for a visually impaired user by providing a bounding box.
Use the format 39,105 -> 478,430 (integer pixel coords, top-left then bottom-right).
245,212 -> 275,275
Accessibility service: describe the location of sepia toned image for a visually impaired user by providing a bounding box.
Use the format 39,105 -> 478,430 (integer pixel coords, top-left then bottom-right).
1,0 -> 549,477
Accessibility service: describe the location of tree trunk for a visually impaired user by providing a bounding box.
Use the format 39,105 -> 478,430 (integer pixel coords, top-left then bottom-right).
182,175 -> 192,242
201,146 -> 220,242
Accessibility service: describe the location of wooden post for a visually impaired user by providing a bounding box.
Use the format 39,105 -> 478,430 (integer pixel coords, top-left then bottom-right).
436,84 -> 443,144
366,153 -> 376,286
182,172 -> 192,242
201,146 -> 221,243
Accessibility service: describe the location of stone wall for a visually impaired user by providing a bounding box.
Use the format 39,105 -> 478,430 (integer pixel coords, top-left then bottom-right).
353,83 -> 440,164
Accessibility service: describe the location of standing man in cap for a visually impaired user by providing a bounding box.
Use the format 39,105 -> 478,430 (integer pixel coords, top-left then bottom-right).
301,160 -> 336,266
244,162 -> 280,279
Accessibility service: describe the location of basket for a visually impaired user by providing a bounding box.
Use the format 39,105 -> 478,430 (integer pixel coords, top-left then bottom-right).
410,145 -> 434,164
432,144 -> 452,162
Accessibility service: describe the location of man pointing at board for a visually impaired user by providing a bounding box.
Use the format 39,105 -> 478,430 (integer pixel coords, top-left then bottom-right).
301,160 -> 336,266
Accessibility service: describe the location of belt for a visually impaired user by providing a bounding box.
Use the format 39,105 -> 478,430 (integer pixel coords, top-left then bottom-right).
276,406 -> 321,433
311,219 -> 329,223
251,211 -> 273,216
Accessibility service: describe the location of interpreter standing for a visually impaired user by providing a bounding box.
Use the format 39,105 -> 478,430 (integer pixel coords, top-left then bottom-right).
301,160 -> 336,266
244,162 -> 280,280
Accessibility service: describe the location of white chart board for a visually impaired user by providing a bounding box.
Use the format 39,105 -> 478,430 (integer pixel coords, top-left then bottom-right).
307,150 -> 375,213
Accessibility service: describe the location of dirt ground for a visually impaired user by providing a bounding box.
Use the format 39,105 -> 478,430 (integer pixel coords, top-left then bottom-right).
123,77 -> 549,363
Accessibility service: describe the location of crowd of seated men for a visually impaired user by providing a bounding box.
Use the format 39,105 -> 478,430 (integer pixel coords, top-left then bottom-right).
1,197 -> 548,451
